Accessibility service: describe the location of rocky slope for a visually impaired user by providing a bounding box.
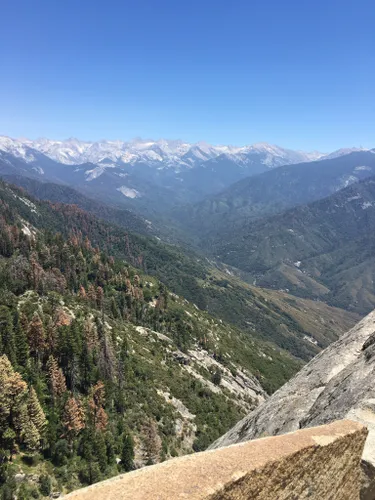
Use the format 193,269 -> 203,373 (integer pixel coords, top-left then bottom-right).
210,309 -> 375,476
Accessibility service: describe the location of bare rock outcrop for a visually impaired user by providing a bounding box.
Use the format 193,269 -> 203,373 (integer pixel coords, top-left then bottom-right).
209,310 -> 375,496
64,420 -> 367,500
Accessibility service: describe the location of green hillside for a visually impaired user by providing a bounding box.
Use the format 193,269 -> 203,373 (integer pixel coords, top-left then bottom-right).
1,179 -> 357,361
0,179 -> 361,496
0,180 -> 306,497
202,176 -> 375,314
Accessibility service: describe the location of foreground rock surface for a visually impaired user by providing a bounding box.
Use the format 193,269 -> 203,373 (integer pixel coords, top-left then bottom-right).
64,420 -> 366,500
210,310 -> 375,463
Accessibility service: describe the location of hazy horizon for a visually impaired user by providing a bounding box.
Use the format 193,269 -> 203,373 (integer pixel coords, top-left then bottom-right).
1,0 -> 374,151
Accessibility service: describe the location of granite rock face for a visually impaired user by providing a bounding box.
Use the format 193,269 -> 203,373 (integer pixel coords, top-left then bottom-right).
210,310 -> 375,470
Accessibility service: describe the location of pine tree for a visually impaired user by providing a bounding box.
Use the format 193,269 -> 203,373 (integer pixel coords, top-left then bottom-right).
14,313 -> 29,370
22,419 -> 41,452
212,369 -> 222,386
0,224 -> 13,257
0,355 -> 27,434
92,381 -> 105,408
45,316 -> 57,353
27,313 -> 45,361
27,387 -> 47,436
99,331 -> 115,381
47,355 -> 67,402
93,431 -> 107,472
95,407 -> 108,432
2,427 -> 17,459
120,433 -> 134,472
54,307 -> 71,327
87,284 -> 97,306
84,318 -> 98,351
45,408 -> 59,458
142,418 -> 162,465
30,254 -> 44,291
88,381 -> 108,432
118,337 -> 129,386
110,297 -> 118,318
79,285 -> 86,299
79,343 -> 97,393
104,431 -> 116,465
96,286 -> 104,310
0,306 -> 16,365
63,396 -> 85,444
58,320 -> 81,391
0,356 -> 46,455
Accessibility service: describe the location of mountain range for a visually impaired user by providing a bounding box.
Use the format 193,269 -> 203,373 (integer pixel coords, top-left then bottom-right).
1,132 -> 375,496
172,150 -> 375,236
190,175 -> 375,314
0,175 -> 357,365
2,135 -> 375,317
0,175 -> 363,496
0,136 -> 325,170
0,136 -> 367,212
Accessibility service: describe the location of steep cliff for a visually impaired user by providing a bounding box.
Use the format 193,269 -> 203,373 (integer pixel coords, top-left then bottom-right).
210,310 -> 375,473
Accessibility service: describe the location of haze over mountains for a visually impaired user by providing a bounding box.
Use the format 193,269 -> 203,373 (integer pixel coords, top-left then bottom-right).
0,135 -> 373,352
2,131 -> 375,496
0,135 -> 369,212
173,150 -> 375,233
200,176 -> 375,314
3,0 -> 375,494
0,135 -> 325,169
2,134 -> 375,318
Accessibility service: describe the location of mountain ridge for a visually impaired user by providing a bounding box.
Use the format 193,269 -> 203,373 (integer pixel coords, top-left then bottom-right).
172,150 -> 375,237
0,177 -> 359,366
0,135 -> 325,170
0,136 -> 371,214
198,175 -> 375,314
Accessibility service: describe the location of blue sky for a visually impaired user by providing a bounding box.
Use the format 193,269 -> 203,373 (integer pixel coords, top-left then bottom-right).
1,0 -> 374,151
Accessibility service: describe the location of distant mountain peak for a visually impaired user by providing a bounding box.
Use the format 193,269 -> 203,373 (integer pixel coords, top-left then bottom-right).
0,135 -> 329,171
1,135 -> 373,211
322,147 -> 368,160
250,141 -> 280,150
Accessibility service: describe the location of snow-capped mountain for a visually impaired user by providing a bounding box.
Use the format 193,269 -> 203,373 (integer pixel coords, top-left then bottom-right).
0,135 -> 371,215
0,135 -> 324,171
222,142 -> 324,168
0,136 -> 42,163
321,147 -> 368,161
3,137 -> 221,169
